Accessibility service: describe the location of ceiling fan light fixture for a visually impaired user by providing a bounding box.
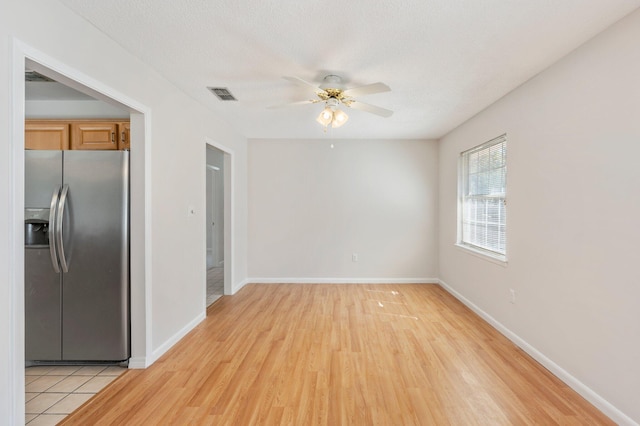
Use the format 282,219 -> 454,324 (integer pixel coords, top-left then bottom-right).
275,75 -> 393,129
316,107 -> 334,127
331,109 -> 349,128
316,104 -> 349,130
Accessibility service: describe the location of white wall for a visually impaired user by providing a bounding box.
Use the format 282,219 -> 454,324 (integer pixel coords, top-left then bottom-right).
438,8 -> 640,425
248,139 -> 438,282
0,0 -> 248,422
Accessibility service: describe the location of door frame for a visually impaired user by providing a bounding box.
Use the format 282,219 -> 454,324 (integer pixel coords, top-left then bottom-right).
8,38 -> 153,421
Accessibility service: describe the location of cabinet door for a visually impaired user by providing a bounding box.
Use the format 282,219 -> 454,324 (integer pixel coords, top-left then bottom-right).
25,121 -> 70,150
71,122 -> 118,150
118,122 -> 130,150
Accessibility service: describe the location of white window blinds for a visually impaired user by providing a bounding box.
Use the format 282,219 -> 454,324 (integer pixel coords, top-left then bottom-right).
460,135 -> 507,257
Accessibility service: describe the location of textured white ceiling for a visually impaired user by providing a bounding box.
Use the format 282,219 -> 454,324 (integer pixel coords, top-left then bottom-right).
59,0 -> 640,139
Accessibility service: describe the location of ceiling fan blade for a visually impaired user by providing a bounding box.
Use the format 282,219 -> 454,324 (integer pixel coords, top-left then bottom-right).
342,82 -> 391,98
267,99 -> 319,109
283,76 -> 324,95
345,100 -> 394,117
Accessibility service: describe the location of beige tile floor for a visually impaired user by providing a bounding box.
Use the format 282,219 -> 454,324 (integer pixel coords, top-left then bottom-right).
25,365 -> 126,425
206,266 -> 224,306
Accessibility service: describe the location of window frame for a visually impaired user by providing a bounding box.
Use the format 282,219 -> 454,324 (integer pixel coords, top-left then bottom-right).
456,134 -> 507,263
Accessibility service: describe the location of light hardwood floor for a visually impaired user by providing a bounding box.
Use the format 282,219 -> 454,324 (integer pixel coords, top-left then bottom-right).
60,284 -> 613,425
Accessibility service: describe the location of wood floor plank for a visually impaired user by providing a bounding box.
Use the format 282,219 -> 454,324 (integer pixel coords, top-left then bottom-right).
60,284 -> 615,425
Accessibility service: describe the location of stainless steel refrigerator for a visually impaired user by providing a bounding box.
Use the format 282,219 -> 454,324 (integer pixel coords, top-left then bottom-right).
25,150 -> 129,362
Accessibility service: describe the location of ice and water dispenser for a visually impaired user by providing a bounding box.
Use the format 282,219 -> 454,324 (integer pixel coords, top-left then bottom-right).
25,208 -> 50,247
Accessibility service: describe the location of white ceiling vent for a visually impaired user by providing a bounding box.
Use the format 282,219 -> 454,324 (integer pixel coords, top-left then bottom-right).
207,87 -> 237,101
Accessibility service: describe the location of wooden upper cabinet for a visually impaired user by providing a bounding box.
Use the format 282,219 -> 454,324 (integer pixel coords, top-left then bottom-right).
25,120 -> 129,150
71,122 -> 119,150
25,121 -> 70,150
118,122 -> 130,150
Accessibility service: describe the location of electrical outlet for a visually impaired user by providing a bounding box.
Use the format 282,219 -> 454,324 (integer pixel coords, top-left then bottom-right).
509,289 -> 516,304
352,253 -> 358,262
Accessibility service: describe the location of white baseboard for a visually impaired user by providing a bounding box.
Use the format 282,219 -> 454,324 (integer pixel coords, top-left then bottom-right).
127,357 -> 149,369
231,278 -> 250,295
148,311 -> 206,366
438,279 -> 637,426
247,277 -> 439,284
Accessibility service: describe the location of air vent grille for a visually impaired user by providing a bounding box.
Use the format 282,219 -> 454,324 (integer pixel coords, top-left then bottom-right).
25,71 -> 56,82
207,87 -> 237,101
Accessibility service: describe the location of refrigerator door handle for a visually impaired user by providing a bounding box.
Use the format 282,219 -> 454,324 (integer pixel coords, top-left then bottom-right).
56,184 -> 70,273
48,185 -> 62,273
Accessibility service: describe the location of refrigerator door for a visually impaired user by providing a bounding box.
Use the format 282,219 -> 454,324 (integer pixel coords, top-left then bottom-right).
25,151 -> 63,361
25,151 -> 62,209
61,151 -> 129,361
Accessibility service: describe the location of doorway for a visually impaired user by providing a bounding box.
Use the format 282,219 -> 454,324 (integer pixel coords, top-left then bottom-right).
23,61 -> 136,423
206,145 -> 225,306
9,44 -> 151,424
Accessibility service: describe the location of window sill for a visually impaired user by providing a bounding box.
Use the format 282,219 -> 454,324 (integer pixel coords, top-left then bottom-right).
455,243 -> 508,267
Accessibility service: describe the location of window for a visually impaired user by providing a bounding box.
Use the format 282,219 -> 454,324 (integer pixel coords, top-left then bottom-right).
459,135 -> 507,259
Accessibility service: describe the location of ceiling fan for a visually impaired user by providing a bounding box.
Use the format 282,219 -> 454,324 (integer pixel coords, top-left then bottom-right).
269,75 -> 393,129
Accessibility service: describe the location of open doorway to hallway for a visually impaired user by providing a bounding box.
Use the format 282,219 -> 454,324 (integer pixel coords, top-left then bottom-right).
206,145 -> 225,306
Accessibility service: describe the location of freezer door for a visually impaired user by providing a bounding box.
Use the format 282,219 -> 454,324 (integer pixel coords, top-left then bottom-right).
61,151 -> 129,361
25,151 -> 62,208
25,150 -> 63,361
25,248 -> 62,360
